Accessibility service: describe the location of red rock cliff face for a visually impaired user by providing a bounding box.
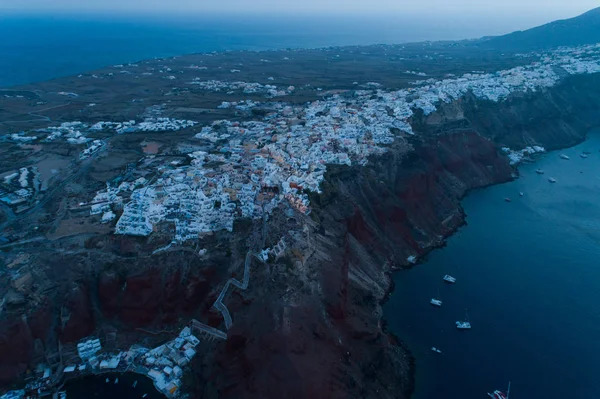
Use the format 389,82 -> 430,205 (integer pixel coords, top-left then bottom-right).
188,130 -> 513,399
0,301 -> 54,385
0,252 -> 224,387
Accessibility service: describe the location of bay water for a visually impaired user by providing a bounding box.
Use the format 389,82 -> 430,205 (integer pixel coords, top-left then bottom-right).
384,132 -> 600,398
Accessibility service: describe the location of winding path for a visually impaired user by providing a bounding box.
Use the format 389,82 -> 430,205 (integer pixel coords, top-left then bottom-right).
212,251 -> 253,330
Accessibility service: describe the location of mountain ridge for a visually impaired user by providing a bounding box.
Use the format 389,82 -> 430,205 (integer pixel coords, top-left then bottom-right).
479,6 -> 600,51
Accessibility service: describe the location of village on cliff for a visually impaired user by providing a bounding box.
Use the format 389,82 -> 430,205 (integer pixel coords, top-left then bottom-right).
2,42 -> 600,399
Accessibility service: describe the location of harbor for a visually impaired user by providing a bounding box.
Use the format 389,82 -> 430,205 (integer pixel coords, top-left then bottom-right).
0,324 -> 210,399
65,373 -> 163,399
384,131 -> 600,398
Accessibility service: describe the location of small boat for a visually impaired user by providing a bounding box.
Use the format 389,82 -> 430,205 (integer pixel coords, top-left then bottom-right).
535,169 -> 545,174
549,177 -> 556,183
133,380 -> 138,388
488,381 -> 511,399
431,288 -> 442,307
456,309 -> 471,330
106,378 -> 109,383
580,153 -> 589,159
456,321 -> 472,329
560,154 -> 570,160
142,395 -> 148,398
430,298 -> 442,307
504,197 -> 512,203
431,347 -> 442,354
59,392 -> 67,399
114,378 -> 119,384
443,275 -> 456,283
519,192 -> 524,197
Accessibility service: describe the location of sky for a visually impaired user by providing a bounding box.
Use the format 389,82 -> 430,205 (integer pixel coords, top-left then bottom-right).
0,0 -> 598,19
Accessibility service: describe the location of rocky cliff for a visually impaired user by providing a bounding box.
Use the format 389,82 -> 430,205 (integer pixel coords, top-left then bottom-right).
185,74 -> 600,399
2,74 -> 600,397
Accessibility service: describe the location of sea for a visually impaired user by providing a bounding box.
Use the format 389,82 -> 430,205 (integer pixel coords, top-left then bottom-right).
0,12 -> 555,88
383,132 -> 600,399
2,11 -> 599,399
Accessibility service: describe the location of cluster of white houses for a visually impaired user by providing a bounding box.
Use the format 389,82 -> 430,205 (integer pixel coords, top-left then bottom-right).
6,43 -> 600,242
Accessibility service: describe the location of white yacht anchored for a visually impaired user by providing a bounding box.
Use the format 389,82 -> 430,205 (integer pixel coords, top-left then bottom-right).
549,177 -> 557,183
431,347 -> 442,354
536,169 -> 545,174
560,154 -> 570,160
430,298 -> 442,307
456,309 -> 472,330
431,288 -> 442,307
443,275 -> 456,283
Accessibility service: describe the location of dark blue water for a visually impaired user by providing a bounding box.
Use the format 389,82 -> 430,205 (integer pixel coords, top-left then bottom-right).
384,132 -> 600,398
66,373 -> 163,399
0,12 -> 551,88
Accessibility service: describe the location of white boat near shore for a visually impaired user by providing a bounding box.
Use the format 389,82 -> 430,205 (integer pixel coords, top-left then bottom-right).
549,177 -> 557,183
560,154 -> 570,160
431,347 -> 442,354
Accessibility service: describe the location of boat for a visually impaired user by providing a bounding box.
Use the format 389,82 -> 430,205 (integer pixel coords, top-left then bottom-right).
535,169 -> 545,174
142,395 -> 148,398
580,153 -> 589,159
504,197 -> 512,203
549,177 -> 556,183
59,392 -> 67,399
431,347 -> 442,354
431,288 -> 442,307
519,192 -> 524,197
443,275 -> 456,283
456,309 -> 471,330
560,154 -> 570,160
430,298 -> 442,307
133,380 -> 138,388
105,378 -> 109,383
488,381 -> 511,399
456,320 -> 471,329
114,377 -> 119,384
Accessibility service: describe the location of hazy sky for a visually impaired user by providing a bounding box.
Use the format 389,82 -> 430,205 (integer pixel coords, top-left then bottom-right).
1,0 -> 598,19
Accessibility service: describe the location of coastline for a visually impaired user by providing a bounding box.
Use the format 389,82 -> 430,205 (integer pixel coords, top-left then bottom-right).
382,130 -> 599,398
2,31 -> 600,398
